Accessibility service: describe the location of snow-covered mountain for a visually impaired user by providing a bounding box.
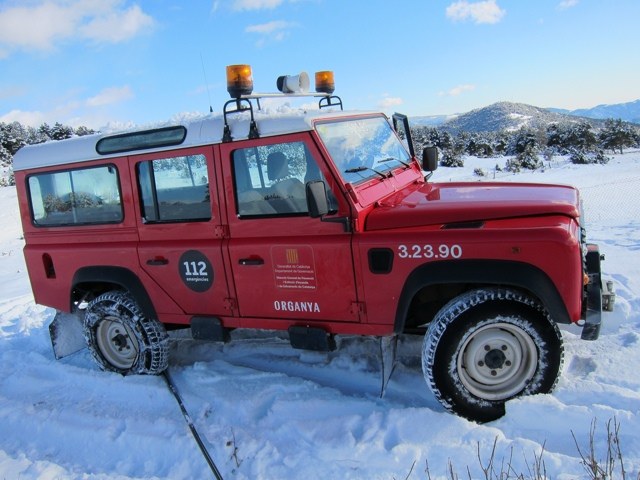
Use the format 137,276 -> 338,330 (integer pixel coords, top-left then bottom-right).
414,99 -> 640,132
440,101 -> 589,133
550,99 -> 640,124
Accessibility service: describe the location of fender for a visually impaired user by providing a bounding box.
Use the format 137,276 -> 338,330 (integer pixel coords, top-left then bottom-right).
394,259 -> 571,333
71,266 -> 157,319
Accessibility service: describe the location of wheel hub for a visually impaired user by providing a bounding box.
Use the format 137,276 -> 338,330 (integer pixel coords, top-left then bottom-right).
457,322 -> 538,401
112,332 -> 130,350
483,347 -> 507,370
95,317 -> 139,370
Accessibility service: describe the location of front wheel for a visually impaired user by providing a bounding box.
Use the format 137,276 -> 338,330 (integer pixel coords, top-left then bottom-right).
422,288 -> 564,422
84,291 -> 169,375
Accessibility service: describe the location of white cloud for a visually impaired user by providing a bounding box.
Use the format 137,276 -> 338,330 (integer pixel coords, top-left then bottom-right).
378,95 -> 403,110
0,109 -> 47,127
80,5 -> 155,43
232,0 -> 284,11
557,0 -> 579,10
246,20 -> 292,34
0,85 -> 135,129
439,84 -> 476,97
86,86 -> 134,107
446,0 -> 505,24
245,20 -> 297,46
0,0 -> 155,55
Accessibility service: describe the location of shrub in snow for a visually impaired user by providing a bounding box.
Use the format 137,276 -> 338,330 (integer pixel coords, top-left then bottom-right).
505,158 -> 521,173
505,145 -> 542,173
570,148 -> 610,165
441,150 -> 464,167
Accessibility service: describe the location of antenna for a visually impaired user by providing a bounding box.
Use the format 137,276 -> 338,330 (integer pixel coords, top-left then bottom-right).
199,53 -> 213,113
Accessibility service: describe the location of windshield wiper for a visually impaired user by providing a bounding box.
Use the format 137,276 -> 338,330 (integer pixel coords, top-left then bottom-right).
344,165 -> 388,179
378,156 -> 411,168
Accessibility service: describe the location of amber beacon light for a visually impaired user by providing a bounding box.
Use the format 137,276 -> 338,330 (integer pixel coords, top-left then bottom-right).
226,64 -> 254,98
315,71 -> 335,94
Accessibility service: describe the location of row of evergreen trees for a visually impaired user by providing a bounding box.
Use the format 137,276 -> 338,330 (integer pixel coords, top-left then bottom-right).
0,121 -> 96,186
413,118 -> 640,171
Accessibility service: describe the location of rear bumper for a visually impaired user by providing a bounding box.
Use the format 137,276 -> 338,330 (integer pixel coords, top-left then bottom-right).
581,244 -> 615,340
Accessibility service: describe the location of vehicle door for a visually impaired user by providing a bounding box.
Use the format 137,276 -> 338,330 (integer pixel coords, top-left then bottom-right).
219,134 -> 360,322
133,146 -> 232,318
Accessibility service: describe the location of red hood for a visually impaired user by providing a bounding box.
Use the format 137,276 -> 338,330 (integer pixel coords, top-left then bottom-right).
365,181 -> 580,231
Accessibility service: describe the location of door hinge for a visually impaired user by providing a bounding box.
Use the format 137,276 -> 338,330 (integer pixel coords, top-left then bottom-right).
214,224 -> 229,238
350,301 -> 366,320
224,297 -> 237,312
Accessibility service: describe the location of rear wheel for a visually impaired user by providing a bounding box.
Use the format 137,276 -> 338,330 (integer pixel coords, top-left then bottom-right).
84,291 -> 169,375
422,288 -> 564,422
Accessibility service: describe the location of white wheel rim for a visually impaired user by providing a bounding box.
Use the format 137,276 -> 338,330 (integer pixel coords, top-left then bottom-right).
457,322 -> 538,401
96,316 -> 139,369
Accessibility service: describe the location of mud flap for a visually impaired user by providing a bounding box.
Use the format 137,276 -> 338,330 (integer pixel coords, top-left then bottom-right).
49,311 -> 87,359
379,335 -> 398,398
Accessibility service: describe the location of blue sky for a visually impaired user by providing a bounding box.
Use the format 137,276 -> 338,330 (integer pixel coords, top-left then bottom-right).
0,0 -> 638,130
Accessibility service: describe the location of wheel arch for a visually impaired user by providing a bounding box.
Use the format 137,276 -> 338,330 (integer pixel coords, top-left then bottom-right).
71,266 -> 157,320
394,259 -> 571,333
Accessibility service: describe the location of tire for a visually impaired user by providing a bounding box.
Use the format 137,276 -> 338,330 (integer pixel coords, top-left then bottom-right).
422,288 -> 564,423
84,291 -> 169,375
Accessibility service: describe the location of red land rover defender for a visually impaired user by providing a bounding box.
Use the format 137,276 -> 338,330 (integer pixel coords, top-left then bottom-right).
13,66 -> 614,422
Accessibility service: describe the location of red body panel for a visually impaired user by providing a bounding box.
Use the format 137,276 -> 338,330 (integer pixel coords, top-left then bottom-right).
366,181 -> 580,229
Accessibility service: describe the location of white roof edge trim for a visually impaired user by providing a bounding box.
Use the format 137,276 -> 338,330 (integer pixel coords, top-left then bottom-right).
12,109 -> 382,172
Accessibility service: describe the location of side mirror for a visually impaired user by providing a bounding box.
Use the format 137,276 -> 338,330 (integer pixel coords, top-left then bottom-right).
422,146 -> 438,172
306,181 -> 329,218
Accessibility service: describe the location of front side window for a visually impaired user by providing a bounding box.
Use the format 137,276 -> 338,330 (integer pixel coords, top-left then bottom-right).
28,165 -> 123,227
137,154 -> 211,222
232,141 -> 325,217
315,115 -> 411,184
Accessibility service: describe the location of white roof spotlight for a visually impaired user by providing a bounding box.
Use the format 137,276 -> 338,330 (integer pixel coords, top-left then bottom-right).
276,72 -> 310,93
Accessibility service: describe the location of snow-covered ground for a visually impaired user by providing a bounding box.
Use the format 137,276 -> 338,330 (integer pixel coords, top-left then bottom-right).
1,151 -> 639,479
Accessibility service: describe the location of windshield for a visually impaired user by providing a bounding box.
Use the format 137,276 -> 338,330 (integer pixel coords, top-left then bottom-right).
315,116 -> 412,184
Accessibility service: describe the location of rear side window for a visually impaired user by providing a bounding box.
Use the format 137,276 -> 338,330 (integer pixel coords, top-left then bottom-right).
28,165 -> 123,227
137,154 -> 211,222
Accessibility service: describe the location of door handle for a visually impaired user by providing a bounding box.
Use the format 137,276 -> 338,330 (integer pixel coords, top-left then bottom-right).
239,257 -> 264,266
147,257 -> 169,266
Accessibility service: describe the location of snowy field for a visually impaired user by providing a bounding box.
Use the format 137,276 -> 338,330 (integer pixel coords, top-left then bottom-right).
1,151 -> 639,479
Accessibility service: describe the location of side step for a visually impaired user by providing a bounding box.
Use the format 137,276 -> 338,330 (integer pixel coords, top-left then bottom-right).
288,325 -> 336,352
191,316 -> 231,342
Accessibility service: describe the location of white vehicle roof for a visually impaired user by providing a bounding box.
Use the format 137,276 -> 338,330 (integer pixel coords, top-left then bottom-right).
13,108 -> 375,172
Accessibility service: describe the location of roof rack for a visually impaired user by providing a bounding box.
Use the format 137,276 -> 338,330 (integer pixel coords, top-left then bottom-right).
221,92 -> 343,143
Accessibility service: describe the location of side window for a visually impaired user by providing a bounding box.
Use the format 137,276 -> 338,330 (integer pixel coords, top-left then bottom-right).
232,141 -> 332,217
27,165 -> 123,227
137,154 -> 211,222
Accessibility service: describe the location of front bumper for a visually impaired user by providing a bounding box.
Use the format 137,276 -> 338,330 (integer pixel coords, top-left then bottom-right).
581,244 -> 615,340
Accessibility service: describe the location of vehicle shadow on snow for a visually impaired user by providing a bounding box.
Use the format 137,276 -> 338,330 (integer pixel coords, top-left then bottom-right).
167,329 -> 440,411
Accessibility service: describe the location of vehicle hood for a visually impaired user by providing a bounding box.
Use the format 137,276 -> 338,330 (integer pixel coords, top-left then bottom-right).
365,181 -> 580,231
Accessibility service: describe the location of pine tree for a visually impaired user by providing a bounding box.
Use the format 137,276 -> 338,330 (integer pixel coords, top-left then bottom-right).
440,133 -> 465,167
75,126 -> 96,137
0,144 -> 11,167
0,121 -> 27,155
598,118 -> 637,154
38,123 -> 52,141
570,121 -> 597,152
50,122 -> 74,140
